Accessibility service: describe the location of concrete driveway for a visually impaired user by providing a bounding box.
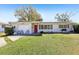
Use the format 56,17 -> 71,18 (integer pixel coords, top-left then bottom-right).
0,37 -> 7,47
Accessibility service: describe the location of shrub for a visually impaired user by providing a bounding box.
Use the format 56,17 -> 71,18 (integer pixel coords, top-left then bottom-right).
5,27 -> 14,35
40,31 -> 43,33
73,24 -> 79,33
61,29 -> 67,32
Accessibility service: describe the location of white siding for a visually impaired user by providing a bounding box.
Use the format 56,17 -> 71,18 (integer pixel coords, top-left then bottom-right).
38,24 -> 73,33
12,22 -> 74,34
38,29 -> 53,32
0,25 -> 4,32
53,24 -> 73,32
53,24 -> 60,32
14,23 -> 32,34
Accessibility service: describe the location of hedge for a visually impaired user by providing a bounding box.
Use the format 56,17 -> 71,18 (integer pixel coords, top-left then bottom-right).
5,27 -> 14,35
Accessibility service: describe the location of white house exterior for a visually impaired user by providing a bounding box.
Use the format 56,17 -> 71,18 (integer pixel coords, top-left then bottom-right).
9,21 -> 74,35
0,23 -> 5,32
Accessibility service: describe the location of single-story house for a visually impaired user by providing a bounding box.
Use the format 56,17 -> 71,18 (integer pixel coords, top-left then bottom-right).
9,21 -> 74,35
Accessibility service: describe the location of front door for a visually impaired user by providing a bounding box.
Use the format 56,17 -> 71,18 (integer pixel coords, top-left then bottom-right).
34,25 -> 38,33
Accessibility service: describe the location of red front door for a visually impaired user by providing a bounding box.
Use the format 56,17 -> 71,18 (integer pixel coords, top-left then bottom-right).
34,25 -> 38,33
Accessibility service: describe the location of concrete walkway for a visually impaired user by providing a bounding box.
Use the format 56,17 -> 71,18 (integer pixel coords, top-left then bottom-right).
0,36 -> 23,47
7,36 -> 23,41
0,37 -> 7,47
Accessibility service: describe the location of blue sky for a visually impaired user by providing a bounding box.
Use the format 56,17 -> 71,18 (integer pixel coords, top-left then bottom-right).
0,4 -> 79,23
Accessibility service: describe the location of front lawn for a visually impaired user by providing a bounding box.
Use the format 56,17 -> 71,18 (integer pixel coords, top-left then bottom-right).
0,32 -> 6,37
0,34 -> 79,55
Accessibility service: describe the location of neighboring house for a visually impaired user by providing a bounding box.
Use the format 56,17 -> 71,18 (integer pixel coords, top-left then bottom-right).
0,23 -> 5,32
9,21 -> 74,35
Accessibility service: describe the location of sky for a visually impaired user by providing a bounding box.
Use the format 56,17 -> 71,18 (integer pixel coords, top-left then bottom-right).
0,4 -> 79,23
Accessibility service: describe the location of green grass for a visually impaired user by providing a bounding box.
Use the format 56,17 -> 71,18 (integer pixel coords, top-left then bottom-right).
0,34 -> 79,55
0,32 -> 6,37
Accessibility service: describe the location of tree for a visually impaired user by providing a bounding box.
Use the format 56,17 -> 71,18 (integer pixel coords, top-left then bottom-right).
15,6 -> 42,22
73,24 -> 79,33
5,27 -> 14,35
55,12 -> 72,22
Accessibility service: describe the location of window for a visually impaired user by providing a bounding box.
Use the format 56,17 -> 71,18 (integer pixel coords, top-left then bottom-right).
44,25 -> 47,29
50,25 -> 53,29
59,25 -> 63,28
48,25 -> 50,29
59,25 -> 69,28
43,25 -> 45,29
41,25 -> 43,29
39,25 -> 41,29
2,25 -> 5,28
39,25 -> 53,29
47,25 -> 53,29
64,25 -> 69,28
39,25 -> 43,29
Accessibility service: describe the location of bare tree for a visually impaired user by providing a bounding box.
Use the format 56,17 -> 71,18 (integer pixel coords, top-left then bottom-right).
15,6 -> 42,22
55,12 -> 76,22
